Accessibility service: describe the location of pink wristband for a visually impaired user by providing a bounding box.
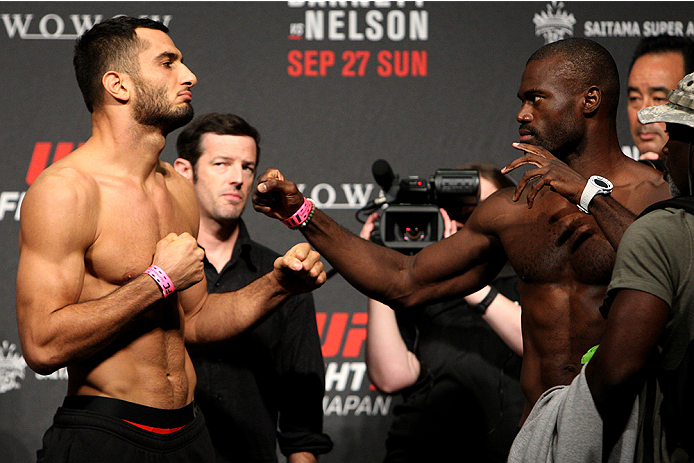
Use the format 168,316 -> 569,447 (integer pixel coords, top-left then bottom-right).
281,197 -> 313,229
143,265 -> 175,298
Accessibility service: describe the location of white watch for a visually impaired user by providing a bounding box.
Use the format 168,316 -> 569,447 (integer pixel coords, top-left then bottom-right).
578,175 -> 613,214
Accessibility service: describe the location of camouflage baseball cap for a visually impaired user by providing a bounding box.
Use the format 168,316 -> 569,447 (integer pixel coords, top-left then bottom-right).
639,72 -> 694,129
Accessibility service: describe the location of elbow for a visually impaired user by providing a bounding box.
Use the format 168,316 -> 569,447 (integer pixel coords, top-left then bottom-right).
18,317 -> 66,374
22,347 -> 62,376
19,332 -> 66,375
369,374 -> 404,394
374,384 -> 399,395
367,368 -> 417,394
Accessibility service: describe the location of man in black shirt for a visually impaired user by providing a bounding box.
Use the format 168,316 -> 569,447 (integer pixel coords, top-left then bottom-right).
175,113 -> 333,462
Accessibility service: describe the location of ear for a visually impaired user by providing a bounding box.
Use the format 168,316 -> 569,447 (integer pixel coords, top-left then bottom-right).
102,71 -> 131,104
583,86 -> 601,114
174,158 -> 194,182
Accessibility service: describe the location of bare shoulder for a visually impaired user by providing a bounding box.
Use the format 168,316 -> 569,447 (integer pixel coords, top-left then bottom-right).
617,157 -> 665,187
20,161 -> 100,251
633,160 -> 667,185
159,160 -> 196,205
476,186 -> 522,217
613,159 -> 670,213
25,159 -> 98,207
634,171 -> 670,197
465,186 -> 521,233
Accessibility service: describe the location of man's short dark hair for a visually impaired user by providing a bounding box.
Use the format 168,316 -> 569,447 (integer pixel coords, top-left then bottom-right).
629,35 -> 694,75
73,16 -> 168,113
176,113 -> 261,177
528,37 -> 621,119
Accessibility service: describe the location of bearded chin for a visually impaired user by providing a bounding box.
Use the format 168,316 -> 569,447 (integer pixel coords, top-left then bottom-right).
132,79 -> 195,135
136,103 -> 194,135
161,104 -> 194,135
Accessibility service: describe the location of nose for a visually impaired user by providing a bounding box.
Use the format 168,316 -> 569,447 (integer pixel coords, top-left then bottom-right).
227,163 -> 244,186
517,103 -> 532,123
181,63 -> 197,88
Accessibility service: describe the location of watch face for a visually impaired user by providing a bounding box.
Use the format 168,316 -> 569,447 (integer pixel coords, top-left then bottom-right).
594,178 -> 609,188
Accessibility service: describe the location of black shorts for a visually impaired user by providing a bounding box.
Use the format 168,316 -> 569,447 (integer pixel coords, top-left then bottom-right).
37,396 -> 215,462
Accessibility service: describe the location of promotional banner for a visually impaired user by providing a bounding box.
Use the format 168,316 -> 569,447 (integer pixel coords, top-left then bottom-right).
1,2 -> 692,461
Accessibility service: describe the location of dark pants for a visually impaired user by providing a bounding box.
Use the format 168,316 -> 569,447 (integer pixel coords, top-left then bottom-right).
37,396 -> 215,462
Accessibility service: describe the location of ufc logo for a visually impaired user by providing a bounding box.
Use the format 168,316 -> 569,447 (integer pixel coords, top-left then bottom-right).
316,312 -> 367,358
26,142 -> 84,185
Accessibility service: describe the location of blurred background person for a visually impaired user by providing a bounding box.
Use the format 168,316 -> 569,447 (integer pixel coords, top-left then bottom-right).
362,164 -> 524,463
627,35 -> 694,168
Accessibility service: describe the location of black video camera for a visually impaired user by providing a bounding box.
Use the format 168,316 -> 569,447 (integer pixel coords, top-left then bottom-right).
362,160 -> 480,254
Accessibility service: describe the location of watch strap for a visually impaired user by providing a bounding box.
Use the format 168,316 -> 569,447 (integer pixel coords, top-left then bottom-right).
471,286 -> 498,315
578,176 -> 612,214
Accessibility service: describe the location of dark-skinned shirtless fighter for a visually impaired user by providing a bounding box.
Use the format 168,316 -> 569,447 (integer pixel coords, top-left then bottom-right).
252,38 -> 670,423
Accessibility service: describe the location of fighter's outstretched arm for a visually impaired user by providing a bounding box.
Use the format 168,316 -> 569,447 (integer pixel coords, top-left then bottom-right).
253,168 -> 503,310
182,242 -> 326,345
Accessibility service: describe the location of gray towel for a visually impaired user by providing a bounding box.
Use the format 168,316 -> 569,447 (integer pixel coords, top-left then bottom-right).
508,364 -> 639,463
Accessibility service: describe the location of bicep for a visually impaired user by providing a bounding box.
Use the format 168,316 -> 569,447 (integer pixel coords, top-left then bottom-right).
590,289 -> 668,389
16,178 -> 95,342
406,214 -> 505,303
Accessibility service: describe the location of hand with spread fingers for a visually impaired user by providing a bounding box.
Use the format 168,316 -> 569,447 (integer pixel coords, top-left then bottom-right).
502,142 -> 588,209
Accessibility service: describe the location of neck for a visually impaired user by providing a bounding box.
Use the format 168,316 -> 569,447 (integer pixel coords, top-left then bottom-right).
89,109 -> 167,180
565,123 -> 626,178
197,217 -> 241,273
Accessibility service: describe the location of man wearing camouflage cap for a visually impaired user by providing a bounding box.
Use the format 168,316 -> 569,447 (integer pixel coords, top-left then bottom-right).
584,71 -> 694,461
509,73 -> 694,462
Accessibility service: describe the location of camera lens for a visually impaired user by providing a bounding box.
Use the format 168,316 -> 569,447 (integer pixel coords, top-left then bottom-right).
402,227 -> 426,241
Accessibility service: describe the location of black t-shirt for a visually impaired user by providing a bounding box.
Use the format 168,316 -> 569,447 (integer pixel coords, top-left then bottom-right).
190,220 -> 333,462
384,265 -> 525,463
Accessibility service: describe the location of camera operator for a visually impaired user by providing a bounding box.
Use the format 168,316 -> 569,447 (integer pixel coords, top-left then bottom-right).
362,164 -> 524,463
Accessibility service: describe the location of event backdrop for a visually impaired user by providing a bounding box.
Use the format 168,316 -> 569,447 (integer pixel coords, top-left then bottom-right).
1,2 -> 693,462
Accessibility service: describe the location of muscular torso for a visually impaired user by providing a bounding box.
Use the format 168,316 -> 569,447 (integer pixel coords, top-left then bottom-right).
66,158 -> 199,409
470,168 -> 667,416
497,192 -> 612,408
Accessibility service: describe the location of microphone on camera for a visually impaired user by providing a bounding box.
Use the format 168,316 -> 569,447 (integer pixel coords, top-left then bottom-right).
372,159 -> 397,193
357,159 -> 399,213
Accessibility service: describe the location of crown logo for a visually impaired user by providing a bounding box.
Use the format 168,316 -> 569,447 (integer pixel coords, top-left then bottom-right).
0,340 -> 27,393
534,1 -> 576,44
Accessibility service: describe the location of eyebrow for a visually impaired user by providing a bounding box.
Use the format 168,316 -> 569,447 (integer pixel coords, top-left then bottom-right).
211,155 -> 257,164
153,51 -> 182,63
518,88 -> 543,99
627,85 -> 671,93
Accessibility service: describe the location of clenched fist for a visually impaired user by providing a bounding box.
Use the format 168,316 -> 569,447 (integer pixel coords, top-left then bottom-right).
151,233 -> 205,292
273,242 -> 326,294
253,168 -> 305,221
